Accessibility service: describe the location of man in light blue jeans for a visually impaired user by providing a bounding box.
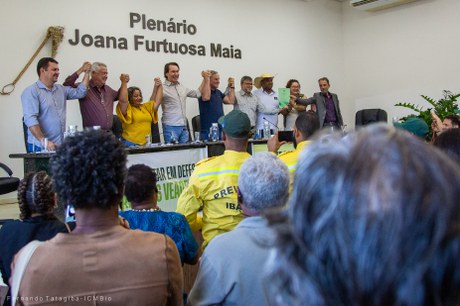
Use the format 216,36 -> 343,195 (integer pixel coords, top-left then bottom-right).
162,124 -> 189,144
160,62 -> 208,143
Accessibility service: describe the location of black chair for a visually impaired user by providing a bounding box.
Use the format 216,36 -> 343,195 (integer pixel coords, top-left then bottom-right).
186,118 -> 193,142
23,117 -> 29,152
192,115 -> 201,134
192,115 -> 201,140
355,109 -> 388,127
151,122 -> 161,143
0,162 -> 20,195
112,114 -> 123,139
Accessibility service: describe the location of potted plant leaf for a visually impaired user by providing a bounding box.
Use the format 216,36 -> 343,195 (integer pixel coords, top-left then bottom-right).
395,90 -> 460,140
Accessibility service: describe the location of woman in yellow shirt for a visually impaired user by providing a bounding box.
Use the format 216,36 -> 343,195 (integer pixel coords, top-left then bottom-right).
116,77 -> 162,146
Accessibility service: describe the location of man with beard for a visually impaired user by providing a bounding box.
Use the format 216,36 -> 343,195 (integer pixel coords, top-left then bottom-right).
254,73 -> 279,133
22,57 -> 89,152
267,111 -> 320,190
294,77 -> 344,129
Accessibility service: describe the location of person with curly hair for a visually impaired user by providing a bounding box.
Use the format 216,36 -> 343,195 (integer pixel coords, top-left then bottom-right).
265,124 -> 460,306
11,130 -> 183,305
0,171 -> 67,302
119,164 -> 199,265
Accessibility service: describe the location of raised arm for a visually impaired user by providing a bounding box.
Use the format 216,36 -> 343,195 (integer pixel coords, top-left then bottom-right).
293,94 -> 307,111
199,70 -> 211,101
63,61 -> 91,87
80,63 -> 91,88
295,94 -> 315,106
267,131 -> 285,153
117,74 -> 130,116
431,111 -> 443,133
223,77 -> 235,105
150,77 -> 163,112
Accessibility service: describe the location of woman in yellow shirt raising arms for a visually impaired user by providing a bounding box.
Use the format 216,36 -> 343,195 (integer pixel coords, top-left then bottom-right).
116,76 -> 162,147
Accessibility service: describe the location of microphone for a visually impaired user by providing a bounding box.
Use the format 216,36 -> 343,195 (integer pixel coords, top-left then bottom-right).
262,117 -> 278,129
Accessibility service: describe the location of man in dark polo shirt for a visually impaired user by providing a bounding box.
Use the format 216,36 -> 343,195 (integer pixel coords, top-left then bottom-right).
198,70 -> 235,141
294,77 -> 344,129
64,61 -> 128,131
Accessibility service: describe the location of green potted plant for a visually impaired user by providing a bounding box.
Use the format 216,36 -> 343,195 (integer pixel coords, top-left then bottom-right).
395,90 -> 460,139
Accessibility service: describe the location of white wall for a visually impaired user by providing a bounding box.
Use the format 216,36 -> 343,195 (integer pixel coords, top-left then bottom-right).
342,0 -> 460,123
0,0 -> 344,196
3,0 -> 459,200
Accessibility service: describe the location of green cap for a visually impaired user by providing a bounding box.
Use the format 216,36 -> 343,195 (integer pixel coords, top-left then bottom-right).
394,117 -> 429,138
218,110 -> 251,138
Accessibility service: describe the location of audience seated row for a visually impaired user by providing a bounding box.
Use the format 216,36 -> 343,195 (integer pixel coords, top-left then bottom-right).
2,124 -> 460,306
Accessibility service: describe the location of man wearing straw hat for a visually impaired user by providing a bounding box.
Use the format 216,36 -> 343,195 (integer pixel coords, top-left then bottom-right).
253,73 -> 279,133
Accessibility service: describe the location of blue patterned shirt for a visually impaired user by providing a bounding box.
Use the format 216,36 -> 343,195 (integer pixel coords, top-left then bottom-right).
119,210 -> 199,264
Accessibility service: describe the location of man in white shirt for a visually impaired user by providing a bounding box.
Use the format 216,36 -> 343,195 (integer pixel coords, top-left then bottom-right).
253,73 -> 279,133
160,62 -> 207,143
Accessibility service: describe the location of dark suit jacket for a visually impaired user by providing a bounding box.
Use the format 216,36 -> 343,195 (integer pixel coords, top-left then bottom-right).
296,92 -> 343,128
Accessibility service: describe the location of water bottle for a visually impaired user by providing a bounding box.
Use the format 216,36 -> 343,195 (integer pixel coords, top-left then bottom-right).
65,125 -> 78,138
145,134 -> 151,147
263,120 -> 271,139
69,125 -> 78,135
170,131 -> 178,144
211,123 -> 219,141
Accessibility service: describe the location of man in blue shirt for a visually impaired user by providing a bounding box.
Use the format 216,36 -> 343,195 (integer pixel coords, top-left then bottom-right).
22,57 -> 89,152
198,70 -> 235,141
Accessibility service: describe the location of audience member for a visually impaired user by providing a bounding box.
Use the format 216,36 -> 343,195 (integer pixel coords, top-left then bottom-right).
431,112 -> 460,135
63,62 -> 126,131
0,171 -> 67,303
233,76 -> 262,129
188,152 -> 289,306
119,164 -> 199,264
11,130 -> 183,305
394,117 -> 429,140
433,128 -> 460,164
116,77 -> 162,147
265,124 -> 460,306
254,73 -> 279,132
22,57 -> 89,152
268,111 -> 320,190
176,110 -> 251,249
280,79 -> 307,130
295,77 -> 344,129
160,62 -> 207,143
198,70 -> 235,141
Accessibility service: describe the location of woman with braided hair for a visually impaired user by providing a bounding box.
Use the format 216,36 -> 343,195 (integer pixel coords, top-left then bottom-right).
0,171 -> 67,291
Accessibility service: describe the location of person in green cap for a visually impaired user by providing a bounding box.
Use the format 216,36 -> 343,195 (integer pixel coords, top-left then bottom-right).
394,117 -> 429,140
176,110 -> 251,249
